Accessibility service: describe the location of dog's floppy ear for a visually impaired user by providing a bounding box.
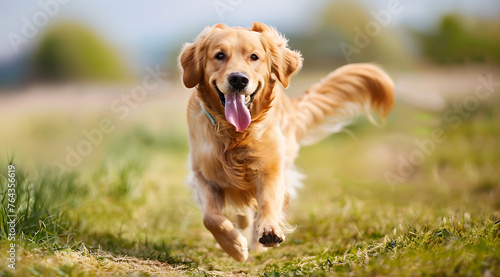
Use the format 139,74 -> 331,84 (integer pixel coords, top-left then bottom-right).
252,22 -> 303,88
179,42 -> 201,88
179,25 -> 225,88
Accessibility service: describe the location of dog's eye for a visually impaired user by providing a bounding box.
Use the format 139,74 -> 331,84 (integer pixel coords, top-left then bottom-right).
215,52 -> 225,60
250,54 -> 259,61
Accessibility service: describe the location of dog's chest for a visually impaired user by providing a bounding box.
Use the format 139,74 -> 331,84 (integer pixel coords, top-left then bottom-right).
194,137 -> 262,189
191,119 -> 286,190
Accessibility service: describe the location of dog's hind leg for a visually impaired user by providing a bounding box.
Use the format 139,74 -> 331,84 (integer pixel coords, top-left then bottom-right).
193,172 -> 249,262
236,212 -> 252,230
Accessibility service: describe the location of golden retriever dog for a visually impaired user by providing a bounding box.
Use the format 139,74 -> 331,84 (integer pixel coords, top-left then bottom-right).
179,22 -> 394,262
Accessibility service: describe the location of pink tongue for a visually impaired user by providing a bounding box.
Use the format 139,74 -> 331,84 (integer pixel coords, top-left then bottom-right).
224,94 -> 251,132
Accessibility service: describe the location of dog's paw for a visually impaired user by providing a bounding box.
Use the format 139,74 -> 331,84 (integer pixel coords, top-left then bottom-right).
232,233 -> 249,262
257,225 -> 284,247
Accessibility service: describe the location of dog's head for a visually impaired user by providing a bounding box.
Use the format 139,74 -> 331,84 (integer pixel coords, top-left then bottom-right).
179,22 -> 302,131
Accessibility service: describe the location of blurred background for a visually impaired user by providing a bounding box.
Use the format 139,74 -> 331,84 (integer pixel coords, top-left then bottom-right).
1,0 -> 500,274
2,0 -> 500,80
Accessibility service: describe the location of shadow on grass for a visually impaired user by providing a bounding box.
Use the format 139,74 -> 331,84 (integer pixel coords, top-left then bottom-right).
81,231 -> 196,268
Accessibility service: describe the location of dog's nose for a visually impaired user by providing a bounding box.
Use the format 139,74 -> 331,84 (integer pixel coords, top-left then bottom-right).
228,72 -> 249,90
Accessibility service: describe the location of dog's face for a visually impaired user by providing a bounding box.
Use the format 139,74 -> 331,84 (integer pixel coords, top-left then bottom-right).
180,22 -> 303,131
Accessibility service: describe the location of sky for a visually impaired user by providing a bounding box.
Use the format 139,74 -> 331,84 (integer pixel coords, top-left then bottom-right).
1,0 -> 499,72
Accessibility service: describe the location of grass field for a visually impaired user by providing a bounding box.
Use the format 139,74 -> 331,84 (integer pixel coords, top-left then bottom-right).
1,70 -> 499,276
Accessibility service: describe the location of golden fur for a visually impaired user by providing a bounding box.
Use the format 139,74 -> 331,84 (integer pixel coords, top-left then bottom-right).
179,22 -> 394,262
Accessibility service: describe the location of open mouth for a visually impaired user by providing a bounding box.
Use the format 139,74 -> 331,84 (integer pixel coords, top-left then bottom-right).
213,81 -> 261,132
214,81 -> 260,109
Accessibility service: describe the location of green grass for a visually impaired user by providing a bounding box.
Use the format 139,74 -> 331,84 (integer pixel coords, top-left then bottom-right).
0,162 -> 79,250
0,86 -> 499,276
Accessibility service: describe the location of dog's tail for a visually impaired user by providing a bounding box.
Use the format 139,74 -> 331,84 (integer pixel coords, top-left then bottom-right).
292,63 -> 395,145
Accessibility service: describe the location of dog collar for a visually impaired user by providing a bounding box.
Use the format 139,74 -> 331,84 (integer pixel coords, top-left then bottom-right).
204,106 -> 216,126
200,102 -> 219,131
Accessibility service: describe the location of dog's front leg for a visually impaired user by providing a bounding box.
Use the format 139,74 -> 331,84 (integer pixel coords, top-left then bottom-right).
193,172 -> 249,262
254,168 -> 287,248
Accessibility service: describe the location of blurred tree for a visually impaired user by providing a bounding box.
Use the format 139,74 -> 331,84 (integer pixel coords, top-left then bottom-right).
419,14 -> 500,64
289,0 -> 413,71
32,22 -> 132,82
